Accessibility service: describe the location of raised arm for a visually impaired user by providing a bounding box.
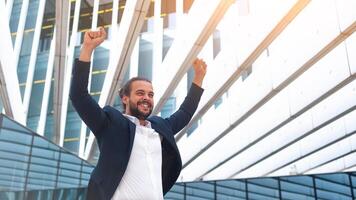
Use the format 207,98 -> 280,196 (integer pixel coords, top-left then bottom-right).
70,27 -> 108,136
166,58 -> 207,133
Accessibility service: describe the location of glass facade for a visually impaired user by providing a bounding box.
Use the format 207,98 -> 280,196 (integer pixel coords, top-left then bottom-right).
1,111 -> 356,199
166,173 -> 356,200
1,187 -> 88,200
0,114 -> 93,199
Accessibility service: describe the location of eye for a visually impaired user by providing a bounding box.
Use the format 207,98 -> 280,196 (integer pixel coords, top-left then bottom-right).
148,93 -> 154,98
136,91 -> 144,96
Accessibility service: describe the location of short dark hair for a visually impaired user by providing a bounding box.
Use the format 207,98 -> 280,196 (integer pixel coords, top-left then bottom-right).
119,77 -> 151,110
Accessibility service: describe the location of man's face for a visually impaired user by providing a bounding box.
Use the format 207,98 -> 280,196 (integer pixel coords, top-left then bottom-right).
123,80 -> 154,120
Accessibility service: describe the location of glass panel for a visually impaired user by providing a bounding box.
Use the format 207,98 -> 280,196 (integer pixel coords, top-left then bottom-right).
1,117 -> 32,134
162,35 -> 174,60
164,183 -> 184,200
26,0 -> 55,132
0,128 -> 32,145
216,180 -> 246,199
63,111 -> 81,153
57,151 -> 81,188
44,83 -> 54,140
9,0 -> 24,45
315,174 -> 352,200
0,115 -> 93,195
247,178 -> 279,199
80,162 -> 93,186
280,176 -> 315,199
27,136 -> 60,190
97,1 -> 113,28
17,0 -> 41,99
0,99 -> 3,114
185,182 -> 214,199
138,38 -> 153,80
0,121 -> 31,191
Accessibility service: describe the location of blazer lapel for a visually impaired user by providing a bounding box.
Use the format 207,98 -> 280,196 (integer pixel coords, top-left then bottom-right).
150,121 -> 175,147
128,121 -> 136,155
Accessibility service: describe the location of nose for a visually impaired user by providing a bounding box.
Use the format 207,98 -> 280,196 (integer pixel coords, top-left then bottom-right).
142,93 -> 151,101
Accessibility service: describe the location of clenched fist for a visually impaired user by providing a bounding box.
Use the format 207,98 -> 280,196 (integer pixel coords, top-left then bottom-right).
79,27 -> 107,62
192,58 -> 207,87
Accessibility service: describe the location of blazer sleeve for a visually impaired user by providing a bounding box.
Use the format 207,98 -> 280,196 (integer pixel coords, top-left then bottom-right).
69,59 -> 109,137
165,83 -> 204,134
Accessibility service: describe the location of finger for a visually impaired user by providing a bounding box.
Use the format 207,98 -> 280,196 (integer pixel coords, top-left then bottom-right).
197,59 -> 202,65
89,32 -> 95,39
94,31 -> 100,38
96,27 -> 105,37
100,28 -> 107,39
193,60 -> 198,65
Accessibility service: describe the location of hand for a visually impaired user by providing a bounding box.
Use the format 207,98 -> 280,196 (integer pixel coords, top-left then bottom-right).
79,27 -> 107,62
83,27 -> 107,49
192,58 -> 207,87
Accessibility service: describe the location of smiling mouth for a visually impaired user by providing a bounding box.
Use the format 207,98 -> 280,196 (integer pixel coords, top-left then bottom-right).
138,102 -> 151,110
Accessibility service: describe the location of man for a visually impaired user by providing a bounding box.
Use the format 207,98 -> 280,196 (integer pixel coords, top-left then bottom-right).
70,27 -> 207,200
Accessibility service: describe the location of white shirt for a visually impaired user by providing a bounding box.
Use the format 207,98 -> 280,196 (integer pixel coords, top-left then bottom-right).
111,115 -> 163,200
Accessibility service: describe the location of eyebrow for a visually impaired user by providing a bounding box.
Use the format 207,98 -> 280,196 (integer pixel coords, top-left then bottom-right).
135,89 -> 154,95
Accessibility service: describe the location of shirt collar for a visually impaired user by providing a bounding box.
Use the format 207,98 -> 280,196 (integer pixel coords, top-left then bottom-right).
123,114 -> 152,128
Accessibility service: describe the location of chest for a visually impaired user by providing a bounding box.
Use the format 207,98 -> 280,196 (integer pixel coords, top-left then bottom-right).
131,125 -> 162,155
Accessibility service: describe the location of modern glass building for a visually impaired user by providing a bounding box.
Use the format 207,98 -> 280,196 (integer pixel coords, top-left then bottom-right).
2,112 -> 356,200
0,0 -> 356,199
0,114 -> 92,199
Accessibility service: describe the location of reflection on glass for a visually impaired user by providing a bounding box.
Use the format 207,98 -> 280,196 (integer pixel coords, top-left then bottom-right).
165,173 -> 356,200
0,114 -> 94,199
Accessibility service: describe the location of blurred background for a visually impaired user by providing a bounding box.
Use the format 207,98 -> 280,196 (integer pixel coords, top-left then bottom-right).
0,0 -> 355,199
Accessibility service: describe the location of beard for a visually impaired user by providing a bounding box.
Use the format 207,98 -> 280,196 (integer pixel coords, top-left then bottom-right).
128,99 -> 153,120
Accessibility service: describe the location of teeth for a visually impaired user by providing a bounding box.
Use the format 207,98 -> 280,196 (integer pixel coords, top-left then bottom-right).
140,103 -> 149,108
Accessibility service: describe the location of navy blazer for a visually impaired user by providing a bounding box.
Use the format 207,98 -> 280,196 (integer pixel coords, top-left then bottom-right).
70,59 -> 203,200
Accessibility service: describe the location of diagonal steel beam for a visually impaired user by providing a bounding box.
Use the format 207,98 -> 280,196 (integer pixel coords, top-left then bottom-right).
23,0 -> 47,121
151,0 -> 236,115
100,0 -> 152,106
175,0 -> 311,141
85,0 -> 152,160
182,22 -> 356,179
0,0 -> 25,124
183,23 -> 356,181
6,0 -> 14,21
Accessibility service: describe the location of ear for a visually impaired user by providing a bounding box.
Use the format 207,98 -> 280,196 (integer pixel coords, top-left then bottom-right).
122,95 -> 129,105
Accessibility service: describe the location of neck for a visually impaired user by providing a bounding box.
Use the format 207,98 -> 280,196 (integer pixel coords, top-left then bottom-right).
139,119 -> 147,126
124,112 -> 147,126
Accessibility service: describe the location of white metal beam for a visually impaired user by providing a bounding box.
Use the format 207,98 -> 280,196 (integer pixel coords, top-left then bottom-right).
6,0 -> 14,22
152,0 -> 163,94
85,0 -> 151,160
78,0 -> 98,158
175,0 -> 311,141
12,0 -> 29,71
178,1 -> 356,180
23,0 -> 47,121
176,0 -> 184,29
151,0 -> 236,115
0,0 -> 25,124
180,22 -> 356,182
37,31 -> 56,136
78,0 -> 94,156
100,0 -> 152,106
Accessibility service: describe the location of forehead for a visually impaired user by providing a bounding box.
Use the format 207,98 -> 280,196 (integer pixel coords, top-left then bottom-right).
131,80 -> 153,92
